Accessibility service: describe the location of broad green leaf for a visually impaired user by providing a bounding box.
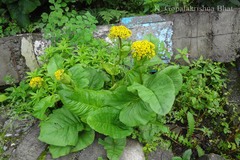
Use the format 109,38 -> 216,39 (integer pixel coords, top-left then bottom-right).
121,46 -> 131,58
182,149 -> 192,160
230,0 -> 240,6
235,133 -> 240,146
85,67 -> 108,90
119,99 -> 155,127
99,137 -> 126,160
87,107 -> 133,139
7,4 -> 30,27
126,70 -> 141,84
160,66 -> 182,95
145,55 -> 163,67
49,128 -> 95,158
47,55 -> 64,78
139,123 -> 170,142
128,76 -> 175,115
59,89 -> 110,122
49,145 -> 71,159
108,86 -> 138,109
39,107 -> 83,146
196,145 -> 205,157
174,54 -> 182,60
71,129 -> 95,152
19,0 -> 41,14
33,95 -> 58,120
142,72 -> 175,115
172,157 -> 182,160
102,63 -> 120,76
68,65 -> 89,89
0,94 -> 7,102
186,112 -> 195,138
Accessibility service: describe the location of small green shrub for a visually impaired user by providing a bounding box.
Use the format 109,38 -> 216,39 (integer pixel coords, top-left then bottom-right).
39,0 -> 97,45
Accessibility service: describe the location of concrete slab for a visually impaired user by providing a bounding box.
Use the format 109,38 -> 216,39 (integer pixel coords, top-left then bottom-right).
211,34 -> 239,62
212,11 -> 237,35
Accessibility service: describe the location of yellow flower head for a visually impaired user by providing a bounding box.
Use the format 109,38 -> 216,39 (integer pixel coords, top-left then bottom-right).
29,77 -> 43,88
55,69 -> 65,81
131,40 -> 156,60
108,25 -> 132,39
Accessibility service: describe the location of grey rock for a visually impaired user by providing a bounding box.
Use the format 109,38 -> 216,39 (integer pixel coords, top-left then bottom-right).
5,133 -> 13,137
198,153 -> 225,160
147,147 -> 173,160
46,137 -> 144,160
9,121 -> 144,160
21,36 -> 39,71
94,25 -> 111,39
46,135 -> 107,160
10,123 -> 47,160
0,38 -> 19,86
76,136 -> 107,160
0,33 -> 42,86
0,115 -> 7,128
45,152 -> 79,160
120,139 -> 145,160
3,118 -> 33,134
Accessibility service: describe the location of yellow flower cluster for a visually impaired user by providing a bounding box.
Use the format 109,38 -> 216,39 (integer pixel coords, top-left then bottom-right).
54,69 -> 65,81
29,77 -> 43,88
131,40 -> 156,60
108,25 -> 132,39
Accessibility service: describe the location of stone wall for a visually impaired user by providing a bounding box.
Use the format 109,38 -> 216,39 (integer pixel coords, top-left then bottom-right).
0,34 -> 49,86
163,9 -> 240,62
0,9 -> 240,86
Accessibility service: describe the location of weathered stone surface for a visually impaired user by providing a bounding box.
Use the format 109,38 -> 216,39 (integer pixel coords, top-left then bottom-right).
198,153 -> 226,160
45,152 -> 80,160
21,36 -> 39,71
10,123 -> 47,160
147,147 -> 173,160
120,139 -> 145,160
0,37 -> 20,86
163,8 -> 240,62
11,124 -> 144,160
45,137 -> 144,160
0,33 -> 43,86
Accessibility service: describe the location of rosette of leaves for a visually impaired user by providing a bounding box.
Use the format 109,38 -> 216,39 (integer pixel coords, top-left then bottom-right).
34,52 -> 182,158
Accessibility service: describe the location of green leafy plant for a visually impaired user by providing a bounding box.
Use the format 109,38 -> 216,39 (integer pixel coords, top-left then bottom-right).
164,56 -> 239,159
186,111 -> 195,138
6,24 -> 181,159
98,9 -> 128,24
40,0 -> 97,45
99,137 -> 126,160
172,149 -> 192,160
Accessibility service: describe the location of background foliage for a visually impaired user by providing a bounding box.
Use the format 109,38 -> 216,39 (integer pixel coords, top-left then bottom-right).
1,0 -> 240,37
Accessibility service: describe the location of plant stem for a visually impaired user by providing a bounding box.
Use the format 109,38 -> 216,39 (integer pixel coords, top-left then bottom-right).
117,37 -> 122,65
139,70 -> 143,84
111,74 -> 115,86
